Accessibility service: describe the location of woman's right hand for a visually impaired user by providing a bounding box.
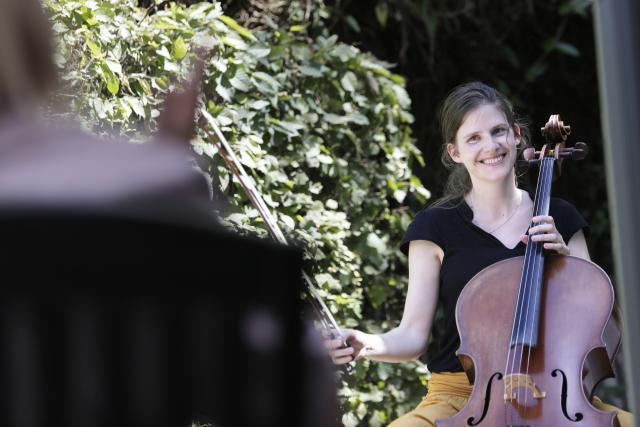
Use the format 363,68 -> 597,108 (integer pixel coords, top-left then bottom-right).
323,328 -> 369,365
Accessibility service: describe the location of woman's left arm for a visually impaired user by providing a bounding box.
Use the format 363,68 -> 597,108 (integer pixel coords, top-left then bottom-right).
566,229 -> 591,261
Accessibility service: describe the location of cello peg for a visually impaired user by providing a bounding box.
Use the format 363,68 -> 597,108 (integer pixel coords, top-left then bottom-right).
523,147 -> 536,161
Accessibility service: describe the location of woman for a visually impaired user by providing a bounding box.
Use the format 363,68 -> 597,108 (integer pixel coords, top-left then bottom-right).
326,82 -> 633,426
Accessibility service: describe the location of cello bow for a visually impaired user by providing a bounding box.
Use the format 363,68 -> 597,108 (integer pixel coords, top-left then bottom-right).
199,109 -> 353,375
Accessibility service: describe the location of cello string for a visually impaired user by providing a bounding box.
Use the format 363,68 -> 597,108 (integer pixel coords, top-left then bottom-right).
522,156 -> 554,421
503,160 -> 537,427
525,158 -> 553,418
504,156 -> 547,427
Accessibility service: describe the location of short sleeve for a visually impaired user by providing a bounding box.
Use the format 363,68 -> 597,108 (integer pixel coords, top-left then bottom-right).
400,208 -> 447,255
550,198 -> 590,243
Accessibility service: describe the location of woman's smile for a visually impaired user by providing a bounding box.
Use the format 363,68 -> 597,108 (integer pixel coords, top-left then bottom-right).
478,153 -> 507,166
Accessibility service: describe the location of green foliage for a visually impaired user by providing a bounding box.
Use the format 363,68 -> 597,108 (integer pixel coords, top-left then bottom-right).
46,0 -> 431,424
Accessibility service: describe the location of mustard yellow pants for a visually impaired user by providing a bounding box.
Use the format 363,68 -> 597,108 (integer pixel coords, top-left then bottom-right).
388,372 -> 634,427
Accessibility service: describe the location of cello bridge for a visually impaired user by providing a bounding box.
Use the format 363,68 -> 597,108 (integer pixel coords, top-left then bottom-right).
503,373 -> 546,401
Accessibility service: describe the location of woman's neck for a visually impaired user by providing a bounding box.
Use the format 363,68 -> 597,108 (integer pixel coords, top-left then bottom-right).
465,179 -> 522,222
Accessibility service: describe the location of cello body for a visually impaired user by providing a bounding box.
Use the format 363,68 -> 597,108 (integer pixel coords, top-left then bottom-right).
436,255 -> 617,427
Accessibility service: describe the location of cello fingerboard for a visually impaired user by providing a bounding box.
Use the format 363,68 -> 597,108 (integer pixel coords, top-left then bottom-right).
510,157 -> 555,348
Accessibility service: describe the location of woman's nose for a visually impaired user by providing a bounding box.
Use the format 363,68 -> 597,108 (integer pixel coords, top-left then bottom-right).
483,134 -> 502,149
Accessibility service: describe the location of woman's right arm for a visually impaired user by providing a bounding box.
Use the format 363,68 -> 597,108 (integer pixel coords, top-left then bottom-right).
327,239 -> 442,364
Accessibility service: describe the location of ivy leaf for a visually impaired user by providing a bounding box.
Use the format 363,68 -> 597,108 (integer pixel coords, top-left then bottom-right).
393,189 -> 407,203
163,60 -> 179,72
252,72 -> 280,92
125,96 -> 145,118
156,45 -> 172,60
391,85 -> 411,108
299,64 -> 324,77
331,44 -> 357,62
361,59 -> 392,78
366,233 -> 387,254
247,100 -> 270,110
215,83 -> 232,102
221,35 -> 248,51
342,412 -> 359,427
85,38 -> 103,59
229,69 -> 251,92
218,15 -> 256,41
340,71 -> 358,92
555,41 -> 580,57
349,113 -> 369,125
135,78 -> 152,97
344,15 -> 361,33
279,214 -> 295,229
247,44 -> 271,58
105,59 -> 122,74
270,119 -> 305,137
375,3 -> 389,27
100,62 -> 119,95
92,97 -> 107,119
172,37 -> 188,61
323,113 -> 350,125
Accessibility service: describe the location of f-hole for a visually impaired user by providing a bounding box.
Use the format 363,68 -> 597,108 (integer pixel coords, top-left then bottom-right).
467,372 -> 502,426
551,369 -> 584,422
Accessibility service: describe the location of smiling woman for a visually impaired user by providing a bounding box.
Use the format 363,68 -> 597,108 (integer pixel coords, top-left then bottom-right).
447,103 -> 521,186
434,82 -> 531,208
324,81 -> 634,427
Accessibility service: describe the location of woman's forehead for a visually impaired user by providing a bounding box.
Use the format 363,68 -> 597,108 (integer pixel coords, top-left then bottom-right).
458,104 -> 508,134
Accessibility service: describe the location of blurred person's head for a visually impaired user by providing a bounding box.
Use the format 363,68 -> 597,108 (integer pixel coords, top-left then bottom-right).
0,0 -> 57,115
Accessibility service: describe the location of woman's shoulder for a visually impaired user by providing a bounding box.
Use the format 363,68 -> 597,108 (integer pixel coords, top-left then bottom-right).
409,201 -> 459,229
548,196 -> 583,219
549,195 -> 577,209
400,198 -> 464,254
547,195 -> 590,239
416,197 -> 464,218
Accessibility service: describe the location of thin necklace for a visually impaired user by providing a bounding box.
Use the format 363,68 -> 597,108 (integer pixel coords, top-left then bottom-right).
469,192 -> 523,234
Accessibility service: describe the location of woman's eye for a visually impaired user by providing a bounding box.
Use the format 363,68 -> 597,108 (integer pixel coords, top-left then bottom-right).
467,135 -> 480,143
493,127 -> 507,135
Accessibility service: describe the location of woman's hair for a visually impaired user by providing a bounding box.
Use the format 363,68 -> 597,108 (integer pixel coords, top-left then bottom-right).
0,0 -> 57,113
432,81 -> 530,207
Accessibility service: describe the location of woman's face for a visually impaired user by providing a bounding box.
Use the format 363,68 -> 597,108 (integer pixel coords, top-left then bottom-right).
447,103 -> 520,185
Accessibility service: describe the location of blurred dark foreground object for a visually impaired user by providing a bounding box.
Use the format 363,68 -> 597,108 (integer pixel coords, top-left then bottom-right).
0,117 -> 338,427
0,0 -> 339,423
0,211 -> 308,427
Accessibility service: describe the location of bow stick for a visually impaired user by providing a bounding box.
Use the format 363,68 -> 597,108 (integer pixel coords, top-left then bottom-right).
199,109 -> 353,374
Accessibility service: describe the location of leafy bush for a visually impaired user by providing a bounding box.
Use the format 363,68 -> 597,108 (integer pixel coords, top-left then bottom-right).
45,0 -> 431,424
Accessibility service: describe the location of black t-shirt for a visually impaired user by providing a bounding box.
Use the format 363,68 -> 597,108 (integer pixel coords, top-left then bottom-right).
400,193 -> 589,373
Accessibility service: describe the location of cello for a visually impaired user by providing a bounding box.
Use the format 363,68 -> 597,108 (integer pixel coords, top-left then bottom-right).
437,115 -> 620,427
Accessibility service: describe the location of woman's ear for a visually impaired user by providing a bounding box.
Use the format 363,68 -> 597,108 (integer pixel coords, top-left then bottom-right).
447,143 -> 461,163
514,124 -> 522,146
